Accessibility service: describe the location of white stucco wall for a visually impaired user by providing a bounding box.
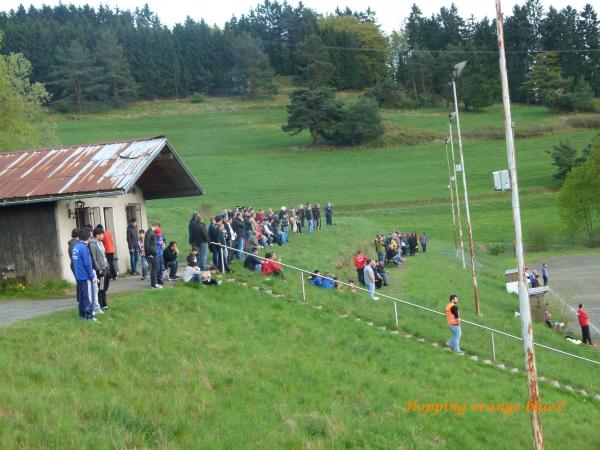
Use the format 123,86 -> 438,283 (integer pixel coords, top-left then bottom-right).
56,187 -> 148,282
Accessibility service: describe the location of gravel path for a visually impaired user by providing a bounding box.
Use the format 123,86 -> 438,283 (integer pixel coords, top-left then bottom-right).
0,275 -> 163,326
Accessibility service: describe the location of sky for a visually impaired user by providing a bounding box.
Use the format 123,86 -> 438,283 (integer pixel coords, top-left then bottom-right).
1,0 -> 594,34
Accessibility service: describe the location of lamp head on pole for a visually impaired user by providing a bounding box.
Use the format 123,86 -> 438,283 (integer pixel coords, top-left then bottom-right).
453,61 -> 467,80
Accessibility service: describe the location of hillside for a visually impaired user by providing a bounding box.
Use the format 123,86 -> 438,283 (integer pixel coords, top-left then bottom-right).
0,283 -> 597,449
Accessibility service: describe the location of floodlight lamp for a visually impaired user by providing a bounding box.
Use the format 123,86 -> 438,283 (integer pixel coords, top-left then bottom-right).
453,61 -> 467,79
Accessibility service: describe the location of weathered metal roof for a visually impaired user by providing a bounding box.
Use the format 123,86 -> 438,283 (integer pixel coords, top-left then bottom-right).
0,136 -> 204,206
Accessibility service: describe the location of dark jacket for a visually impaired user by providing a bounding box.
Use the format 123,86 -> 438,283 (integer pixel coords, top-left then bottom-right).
127,224 -> 138,250
312,207 -> 321,219
144,228 -> 157,257
208,223 -> 219,250
188,219 -> 198,246
232,217 -> 245,237
164,244 -> 179,264
244,254 -> 262,270
304,208 -> 312,220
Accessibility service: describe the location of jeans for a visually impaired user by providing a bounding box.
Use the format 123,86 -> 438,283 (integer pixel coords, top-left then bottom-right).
235,236 -> 245,260
326,214 -> 332,225
166,260 -> 178,278
157,255 -> 164,284
148,255 -> 159,286
140,255 -> 148,278
366,281 -> 375,299
308,219 -> 314,232
92,280 -> 100,311
379,272 -> 389,286
199,242 -> 209,270
280,231 -> 288,244
377,252 -> 385,262
447,325 -> 462,352
254,263 -> 262,272
130,249 -> 139,273
77,280 -> 93,319
421,243 -> 427,253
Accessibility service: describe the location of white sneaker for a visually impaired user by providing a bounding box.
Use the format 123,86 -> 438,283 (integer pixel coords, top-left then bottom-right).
373,296 -> 380,301
94,309 -> 104,314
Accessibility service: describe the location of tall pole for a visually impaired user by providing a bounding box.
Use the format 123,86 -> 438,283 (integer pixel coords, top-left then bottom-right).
452,75 -> 481,316
444,138 -> 459,251
495,1 -> 544,448
448,122 -> 466,268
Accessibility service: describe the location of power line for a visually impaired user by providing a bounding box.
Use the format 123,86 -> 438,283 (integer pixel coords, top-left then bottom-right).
323,45 -> 600,55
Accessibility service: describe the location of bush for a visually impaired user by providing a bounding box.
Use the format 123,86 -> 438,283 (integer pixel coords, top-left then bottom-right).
526,227 -> 550,252
190,92 -> 206,104
324,96 -> 384,146
364,80 -> 409,109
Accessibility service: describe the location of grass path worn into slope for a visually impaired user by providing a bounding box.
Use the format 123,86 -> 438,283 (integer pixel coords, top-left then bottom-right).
0,283 -> 598,449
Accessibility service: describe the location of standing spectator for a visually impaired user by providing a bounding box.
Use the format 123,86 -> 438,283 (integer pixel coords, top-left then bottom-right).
71,228 -> 97,322
354,250 -> 367,285
188,213 -> 200,247
297,205 -> 305,233
90,227 -> 110,311
578,303 -> 594,345
138,230 -> 148,280
325,202 -> 334,226
243,247 -> 263,272
420,232 -> 428,253
408,232 -> 418,256
232,212 -> 246,260
208,216 -> 220,267
541,263 -> 549,287
127,218 -> 139,275
155,227 -> 166,286
67,228 -> 80,277
196,216 -> 210,270
544,309 -> 554,329
163,241 -> 180,279
305,203 -> 314,232
363,259 -> 378,300
375,235 -> 386,262
312,204 -> 321,231
101,226 -> 117,280
216,221 -> 233,272
144,221 -> 161,289
445,294 -> 462,353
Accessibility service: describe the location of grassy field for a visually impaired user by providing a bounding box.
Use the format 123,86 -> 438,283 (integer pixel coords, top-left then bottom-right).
0,284 -> 597,449
2,95 -> 600,447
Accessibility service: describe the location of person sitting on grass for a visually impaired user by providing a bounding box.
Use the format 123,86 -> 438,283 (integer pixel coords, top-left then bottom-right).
261,252 -> 283,278
187,247 -> 199,267
309,270 -> 322,287
243,247 -> 263,272
347,280 -> 357,292
376,261 -> 389,287
200,266 -> 220,285
321,271 -> 336,289
182,259 -> 220,286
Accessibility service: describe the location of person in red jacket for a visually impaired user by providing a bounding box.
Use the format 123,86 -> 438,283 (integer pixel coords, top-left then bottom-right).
354,250 -> 366,285
97,225 -> 117,280
578,303 -> 594,345
261,252 -> 284,278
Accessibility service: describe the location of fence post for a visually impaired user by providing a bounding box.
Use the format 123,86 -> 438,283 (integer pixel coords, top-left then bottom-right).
220,246 -> 225,274
300,272 -> 306,302
491,332 -> 496,361
394,302 -> 399,329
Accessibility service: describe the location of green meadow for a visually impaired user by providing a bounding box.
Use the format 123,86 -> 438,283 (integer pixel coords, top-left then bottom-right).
2,95 -> 600,448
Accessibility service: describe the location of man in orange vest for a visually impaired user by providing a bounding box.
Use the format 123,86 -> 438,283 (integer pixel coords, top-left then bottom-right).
446,294 -> 463,353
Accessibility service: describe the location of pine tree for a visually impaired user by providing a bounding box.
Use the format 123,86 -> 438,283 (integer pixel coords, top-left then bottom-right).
295,34 -> 334,87
229,33 -> 277,98
95,30 -> 137,104
50,41 -> 107,112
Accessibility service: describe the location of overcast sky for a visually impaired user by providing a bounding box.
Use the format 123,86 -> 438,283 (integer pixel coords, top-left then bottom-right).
2,1 -> 594,34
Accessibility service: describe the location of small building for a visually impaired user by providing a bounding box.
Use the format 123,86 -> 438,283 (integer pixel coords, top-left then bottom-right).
0,136 -> 203,282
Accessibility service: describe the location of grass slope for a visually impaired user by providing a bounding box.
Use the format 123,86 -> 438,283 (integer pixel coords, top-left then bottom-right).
0,284 -> 597,449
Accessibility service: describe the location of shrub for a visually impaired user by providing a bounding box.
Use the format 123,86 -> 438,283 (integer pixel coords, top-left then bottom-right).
190,92 -> 206,104
325,96 -> 384,146
526,227 -> 550,252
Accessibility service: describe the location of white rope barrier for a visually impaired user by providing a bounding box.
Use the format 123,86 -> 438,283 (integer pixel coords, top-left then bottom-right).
209,241 -> 600,366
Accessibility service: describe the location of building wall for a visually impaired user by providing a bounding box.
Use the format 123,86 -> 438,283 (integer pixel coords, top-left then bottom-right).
56,187 -> 148,282
0,202 -> 62,281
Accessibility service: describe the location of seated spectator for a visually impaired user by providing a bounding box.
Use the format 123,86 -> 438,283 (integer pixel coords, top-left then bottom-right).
309,270 -> 322,287
187,247 -> 199,267
347,280 -> 357,292
200,266 -> 220,285
182,259 -> 219,286
385,247 -> 402,266
544,309 -> 554,329
261,252 -> 284,277
321,271 -> 336,289
376,261 -> 389,287
163,241 -> 180,279
243,247 -> 263,272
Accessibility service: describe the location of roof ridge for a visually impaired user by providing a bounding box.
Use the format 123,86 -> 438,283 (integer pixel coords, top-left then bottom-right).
0,135 -> 166,156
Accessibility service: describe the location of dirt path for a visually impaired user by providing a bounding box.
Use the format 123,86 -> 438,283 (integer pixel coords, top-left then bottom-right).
0,275 -> 163,326
546,254 -> 600,340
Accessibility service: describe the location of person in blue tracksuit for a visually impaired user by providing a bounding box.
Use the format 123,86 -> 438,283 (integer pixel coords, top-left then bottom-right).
71,228 -> 97,321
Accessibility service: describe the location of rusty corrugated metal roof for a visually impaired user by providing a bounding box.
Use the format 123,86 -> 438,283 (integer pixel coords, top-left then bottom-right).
0,136 -> 203,205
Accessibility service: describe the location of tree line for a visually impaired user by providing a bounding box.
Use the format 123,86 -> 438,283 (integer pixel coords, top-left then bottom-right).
0,0 -> 599,112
